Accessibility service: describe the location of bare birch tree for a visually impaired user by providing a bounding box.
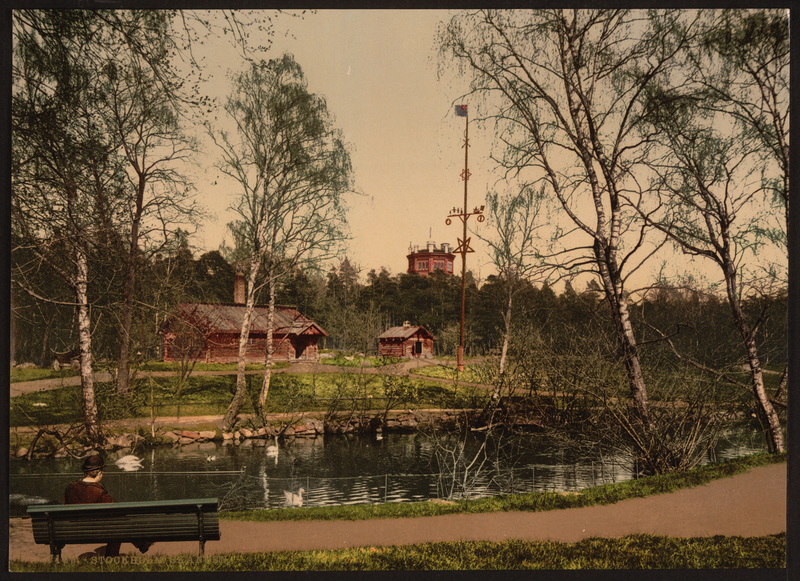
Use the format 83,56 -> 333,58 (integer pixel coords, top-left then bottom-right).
210,54 -> 353,431
12,10 -> 130,441
697,10 -> 789,257
635,10 -> 787,452
438,9 -> 692,423
477,186 -> 545,380
696,9 -> 790,406
91,11 -> 202,396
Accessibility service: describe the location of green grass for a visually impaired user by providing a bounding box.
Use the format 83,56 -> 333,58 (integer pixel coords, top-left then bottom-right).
9,361 -> 291,383
410,363 -> 485,384
9,369 -> 486,428
9,533 -> 785,571
317,353 -> 406,368
10,367 -> 80,383
220,452 -> 786,523
136,361 -> 290,372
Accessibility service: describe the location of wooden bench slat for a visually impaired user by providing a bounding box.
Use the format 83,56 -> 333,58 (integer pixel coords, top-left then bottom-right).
31,513 -> 220,524
33,522 -> 220,536
27,498 -> 218,513
32,522 -> 221,539
34,513 -> 220,525
32,524 -> 221,542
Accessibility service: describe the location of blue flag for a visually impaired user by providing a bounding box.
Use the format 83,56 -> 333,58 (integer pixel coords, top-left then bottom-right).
455,105 -> 468,117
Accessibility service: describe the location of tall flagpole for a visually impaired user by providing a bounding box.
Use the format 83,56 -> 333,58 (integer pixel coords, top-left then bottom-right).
447,105 -> 484,372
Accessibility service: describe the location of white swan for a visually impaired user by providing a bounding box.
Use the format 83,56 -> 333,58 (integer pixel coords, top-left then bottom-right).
284,488 -> 305,507
206,455 -> 217,462
115,455 -> 143,472
266,435 -> 279,456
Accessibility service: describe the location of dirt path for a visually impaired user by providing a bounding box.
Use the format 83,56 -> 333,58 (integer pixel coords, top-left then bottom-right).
8,463 -> 786,562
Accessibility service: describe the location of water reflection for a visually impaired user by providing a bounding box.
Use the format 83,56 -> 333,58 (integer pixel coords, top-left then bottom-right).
9,429 -> 769,514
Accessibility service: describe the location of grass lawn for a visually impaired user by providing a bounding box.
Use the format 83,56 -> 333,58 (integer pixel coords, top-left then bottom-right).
9,369 -> 487,428
10,367 -> 81,383
316,352 -> 405,368
9,361 -> 289,383
409,363 -> 486,384
9,533 -> 785,571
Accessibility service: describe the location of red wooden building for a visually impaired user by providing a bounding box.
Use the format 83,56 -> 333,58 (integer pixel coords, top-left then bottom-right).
377,322 -> 434,358
407,240 -> 456,277
160,302 -> 327,364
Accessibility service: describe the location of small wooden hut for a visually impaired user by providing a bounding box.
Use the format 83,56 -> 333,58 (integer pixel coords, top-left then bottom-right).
160,302 -> 327,364
377,322 -> 434,358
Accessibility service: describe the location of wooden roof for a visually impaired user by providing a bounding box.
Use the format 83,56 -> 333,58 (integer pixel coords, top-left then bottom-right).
377,325 -> 434,340
163,303 -> 327,337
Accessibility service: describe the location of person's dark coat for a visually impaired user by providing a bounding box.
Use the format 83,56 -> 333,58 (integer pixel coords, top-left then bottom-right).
64,480 -> 115,505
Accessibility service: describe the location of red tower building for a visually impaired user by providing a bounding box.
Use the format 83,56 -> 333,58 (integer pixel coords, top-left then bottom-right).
406,240 -> 456,277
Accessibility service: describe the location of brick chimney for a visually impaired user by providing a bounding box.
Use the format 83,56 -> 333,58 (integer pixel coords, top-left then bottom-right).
234,271 -> 245,304
403,321 -> 410,329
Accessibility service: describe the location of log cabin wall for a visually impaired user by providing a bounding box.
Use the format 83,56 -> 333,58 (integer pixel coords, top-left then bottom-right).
378,330 -> 434,358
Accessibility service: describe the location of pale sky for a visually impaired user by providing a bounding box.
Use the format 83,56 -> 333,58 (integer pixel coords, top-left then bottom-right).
192,10 -> 498,280
186,9 -> 786,294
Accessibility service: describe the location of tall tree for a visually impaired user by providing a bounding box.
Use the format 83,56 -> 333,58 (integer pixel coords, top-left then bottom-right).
90,11 -> 202,396
637,10 -> 787,452
210,54 -> 353,430
697,9 -> 790,406
438,10 -> 690,422
478,185 -> 545,377
14,10 -> 294,398
12,10 -> 131,441
698,10 -> 789,258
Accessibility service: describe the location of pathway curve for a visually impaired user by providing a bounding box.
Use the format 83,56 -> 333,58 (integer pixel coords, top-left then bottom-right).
7,463 -> 786,562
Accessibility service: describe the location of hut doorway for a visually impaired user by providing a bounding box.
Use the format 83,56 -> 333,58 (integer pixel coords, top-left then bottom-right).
293,337 -> 308,359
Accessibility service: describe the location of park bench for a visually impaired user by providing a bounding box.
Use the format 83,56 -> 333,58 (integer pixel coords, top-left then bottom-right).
27,498 -> 220,562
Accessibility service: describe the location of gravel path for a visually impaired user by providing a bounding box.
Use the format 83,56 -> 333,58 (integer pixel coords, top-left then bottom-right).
8,463 -> 786,562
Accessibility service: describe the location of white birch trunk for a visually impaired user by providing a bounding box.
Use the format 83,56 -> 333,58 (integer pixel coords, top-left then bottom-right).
75,247 -> 102,441
597,254 -> 649,424
724,266 -> 784,453
498,290 -> 512,377
258,276 -> 276,415
222,251 -> 262,431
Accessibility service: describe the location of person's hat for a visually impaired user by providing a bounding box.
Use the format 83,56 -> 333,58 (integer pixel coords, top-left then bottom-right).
81,454 -> 106,472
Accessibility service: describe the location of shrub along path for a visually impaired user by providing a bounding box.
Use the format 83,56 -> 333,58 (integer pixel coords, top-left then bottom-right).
8,463 -> 786,562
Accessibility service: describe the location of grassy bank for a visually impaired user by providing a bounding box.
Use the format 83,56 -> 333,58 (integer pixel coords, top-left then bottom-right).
316,352 -> 405,368
10,533 -> 785,571
9,362 -> 289,383
10,370 -> 485,429
220,451 -> 786,523
410,363 -> 485,384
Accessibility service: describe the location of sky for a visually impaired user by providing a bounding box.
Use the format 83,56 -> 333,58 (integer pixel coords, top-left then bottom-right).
189,10 -> 500,281
183,9 -> 787,294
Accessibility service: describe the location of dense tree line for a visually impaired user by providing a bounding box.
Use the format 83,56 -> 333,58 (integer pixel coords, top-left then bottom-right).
13,243 -> 787,373
11,240 -> 235,365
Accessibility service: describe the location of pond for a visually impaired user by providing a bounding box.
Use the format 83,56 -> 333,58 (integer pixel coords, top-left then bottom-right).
9,428 -> 769,516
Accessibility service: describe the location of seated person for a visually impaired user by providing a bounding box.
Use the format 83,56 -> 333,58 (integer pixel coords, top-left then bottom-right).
64,454 -> 153,557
